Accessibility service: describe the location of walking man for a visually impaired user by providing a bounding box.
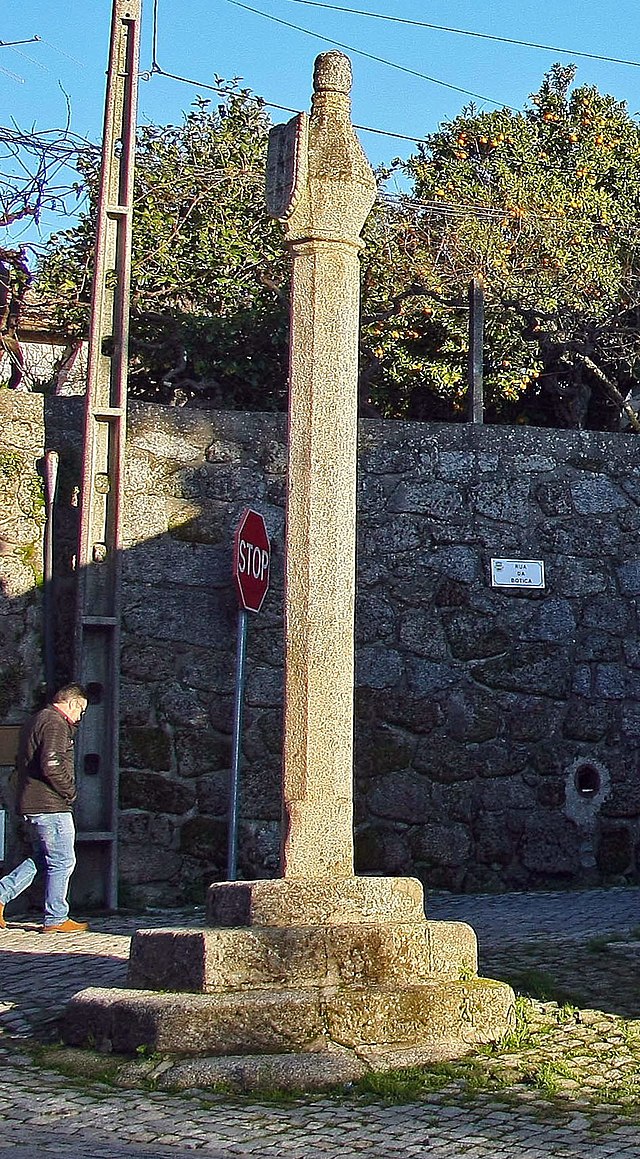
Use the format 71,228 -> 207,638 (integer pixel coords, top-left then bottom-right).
0,682 -> 89,933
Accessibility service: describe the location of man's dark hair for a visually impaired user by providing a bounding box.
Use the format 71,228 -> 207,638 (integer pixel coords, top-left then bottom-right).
52,682 -> 88,704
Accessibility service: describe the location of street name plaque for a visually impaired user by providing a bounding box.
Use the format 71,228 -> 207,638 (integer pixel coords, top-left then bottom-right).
491,558 -> 545,589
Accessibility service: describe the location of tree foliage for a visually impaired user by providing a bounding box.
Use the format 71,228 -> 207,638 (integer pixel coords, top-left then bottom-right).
360,65 -> 640,428
0,120 -> 92,390
33,67 -> 640,428
38,84 -> 289,408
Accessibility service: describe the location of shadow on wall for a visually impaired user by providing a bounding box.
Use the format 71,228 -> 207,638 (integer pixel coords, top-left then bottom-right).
3,392 -> 640,908
0,522 -> 286,912
0,394 -> 287,910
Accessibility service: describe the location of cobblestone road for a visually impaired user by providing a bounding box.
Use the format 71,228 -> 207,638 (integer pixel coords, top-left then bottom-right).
1,887 -> 640,1157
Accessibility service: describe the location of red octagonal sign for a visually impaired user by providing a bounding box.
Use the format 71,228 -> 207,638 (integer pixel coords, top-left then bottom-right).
233,508 -> 271,612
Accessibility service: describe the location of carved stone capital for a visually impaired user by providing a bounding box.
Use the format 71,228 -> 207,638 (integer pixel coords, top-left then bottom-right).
266,51 -> 376,247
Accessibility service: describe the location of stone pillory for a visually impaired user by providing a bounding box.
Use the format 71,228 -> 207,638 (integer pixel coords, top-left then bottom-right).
62,53 -> 514,1086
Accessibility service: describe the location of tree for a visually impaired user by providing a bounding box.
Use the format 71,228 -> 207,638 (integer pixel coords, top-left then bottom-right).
0,121 -> 91,390
30,66 -> 640,428
360,65 -> 640,429
38,84 -> 290,408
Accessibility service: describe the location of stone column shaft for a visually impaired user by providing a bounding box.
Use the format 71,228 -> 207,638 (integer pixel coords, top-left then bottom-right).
282,237 -> 362,878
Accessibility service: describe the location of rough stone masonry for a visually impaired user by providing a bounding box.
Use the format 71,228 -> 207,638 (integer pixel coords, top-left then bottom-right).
3,396 -> 640,901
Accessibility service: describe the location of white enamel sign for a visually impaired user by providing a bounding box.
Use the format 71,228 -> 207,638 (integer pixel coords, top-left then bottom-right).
490,558 -> 545,589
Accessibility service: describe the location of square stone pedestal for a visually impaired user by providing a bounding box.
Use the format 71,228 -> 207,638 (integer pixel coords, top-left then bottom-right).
63,876 -> 514,1088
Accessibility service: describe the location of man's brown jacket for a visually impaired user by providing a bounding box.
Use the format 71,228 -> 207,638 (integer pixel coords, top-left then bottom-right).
15,705 -> 78,814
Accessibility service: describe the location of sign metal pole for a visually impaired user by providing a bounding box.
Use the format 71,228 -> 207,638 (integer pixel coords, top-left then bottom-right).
227,509 -> 271,882
468,276 -> 484,425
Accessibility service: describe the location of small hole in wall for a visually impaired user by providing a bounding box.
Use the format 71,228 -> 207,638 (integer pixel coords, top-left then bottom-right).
86,682 -> 103,705
84,753 -> 101,777
574,763 -> 601,797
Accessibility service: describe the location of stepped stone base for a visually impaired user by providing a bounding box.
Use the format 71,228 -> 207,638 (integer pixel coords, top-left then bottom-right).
62,876 -> 514,1075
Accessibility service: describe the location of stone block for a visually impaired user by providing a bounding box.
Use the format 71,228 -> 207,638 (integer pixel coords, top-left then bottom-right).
324,979 -> 512,1052
126,1048 -> 369,1092
597,825 -> 632,875
521,815 -> 580,876
180,817 -> 228,862
206,875 -> 426,927
119,770 -> 195,816
356,645 -> 404,689
63,975 -> 513,1058
570,477 -> 627,514
367,773 -> 430,822
354,725 -> 416,780
127,919 -> 477,992
120,726 -> 174,772
118,844 -> 182,886
443,613 -> 510,662
410,822 -> 472,868
470,644 -> 572,698
388,481 -> 463,518
355,825 -> 412,875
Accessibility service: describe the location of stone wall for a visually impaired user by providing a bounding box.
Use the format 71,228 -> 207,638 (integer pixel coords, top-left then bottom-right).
0,393 -> 46,869
353,422 -> 640,893
3,392 -> 640,900
0,393 -> 45,720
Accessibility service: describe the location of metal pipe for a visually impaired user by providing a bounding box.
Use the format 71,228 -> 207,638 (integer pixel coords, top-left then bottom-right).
42,450 -> 59,696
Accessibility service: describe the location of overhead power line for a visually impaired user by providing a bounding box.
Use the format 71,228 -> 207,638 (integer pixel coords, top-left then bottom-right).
146,60 -> 424,141
275,0 -> 640,70
0,36 -> 41,49
226,0 -> 509,108
148,0 -> 424,141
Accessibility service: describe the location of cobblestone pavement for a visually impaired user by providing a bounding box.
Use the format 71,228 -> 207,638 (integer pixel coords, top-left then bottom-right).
1,887 -> 640,1157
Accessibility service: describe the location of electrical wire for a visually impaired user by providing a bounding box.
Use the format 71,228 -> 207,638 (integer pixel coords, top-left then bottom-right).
0,64 -> 25,84
37,37 -> 88,71
274,1 -> 640,71
146,60 -> 424,141
0,36 -> 41,49
226,0 -> 510,108
150,0 -> 640,156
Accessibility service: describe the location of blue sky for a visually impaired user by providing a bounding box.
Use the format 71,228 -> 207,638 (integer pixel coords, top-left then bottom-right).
3,0 -> 640,243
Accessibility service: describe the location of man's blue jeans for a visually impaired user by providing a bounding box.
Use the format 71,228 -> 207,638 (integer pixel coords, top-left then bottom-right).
0,857 -> 37,908
24,812 -> 76,926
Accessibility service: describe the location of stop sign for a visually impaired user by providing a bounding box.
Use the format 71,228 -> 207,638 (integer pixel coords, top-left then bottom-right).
233,508 -> 271,612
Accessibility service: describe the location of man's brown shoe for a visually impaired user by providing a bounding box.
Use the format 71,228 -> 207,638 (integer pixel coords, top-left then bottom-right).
0,903 -> 5,929
43,918 -> 89,933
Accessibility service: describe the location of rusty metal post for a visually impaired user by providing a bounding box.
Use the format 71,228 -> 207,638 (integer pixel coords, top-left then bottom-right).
42,450 -> 59,697
468,276 -> 484,424
74,0 -> 141,910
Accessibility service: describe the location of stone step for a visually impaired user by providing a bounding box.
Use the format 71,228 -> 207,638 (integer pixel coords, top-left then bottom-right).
127,920 -> 478,993
63,977 -> 514,1059
206,875 -> 427,927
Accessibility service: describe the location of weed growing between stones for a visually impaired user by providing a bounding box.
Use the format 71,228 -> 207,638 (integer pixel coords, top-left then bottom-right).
599,1073 -> 640,1111
486,996 -> 542,1052
497,964 -> 586,1008
586,931 -> 626,953
524,1058 -> 578,1096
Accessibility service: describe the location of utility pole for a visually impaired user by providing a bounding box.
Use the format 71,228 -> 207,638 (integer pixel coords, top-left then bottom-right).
74,0 -> 141,909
